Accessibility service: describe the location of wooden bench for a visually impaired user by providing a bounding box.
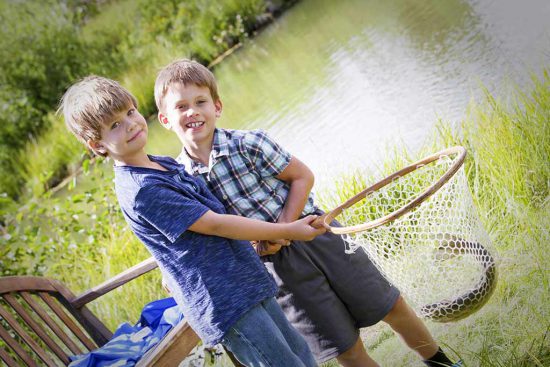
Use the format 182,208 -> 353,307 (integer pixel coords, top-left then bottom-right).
0,257 -> 241,366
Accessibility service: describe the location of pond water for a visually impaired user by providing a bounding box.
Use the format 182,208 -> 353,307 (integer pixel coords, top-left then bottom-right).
150,0 -> 549,188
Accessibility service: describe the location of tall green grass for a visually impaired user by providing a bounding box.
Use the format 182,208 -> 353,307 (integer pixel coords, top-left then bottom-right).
318,73 -> 549,366
430,73 -> 549,367
20,113 -> 87,197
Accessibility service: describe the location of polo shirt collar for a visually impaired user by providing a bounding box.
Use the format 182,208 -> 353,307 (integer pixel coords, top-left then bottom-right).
211,128 -> 229,158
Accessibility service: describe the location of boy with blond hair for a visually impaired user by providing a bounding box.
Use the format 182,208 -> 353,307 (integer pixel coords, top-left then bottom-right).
60,75 -> 325,367
155,59 -> 463,367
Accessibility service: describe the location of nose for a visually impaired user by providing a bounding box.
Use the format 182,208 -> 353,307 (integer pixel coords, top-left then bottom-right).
126,116 -> 138,131
185,108 -> 197,118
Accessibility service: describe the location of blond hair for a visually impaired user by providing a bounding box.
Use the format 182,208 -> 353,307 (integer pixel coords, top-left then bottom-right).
59,76 -> 137,156
154,59 -> 219,112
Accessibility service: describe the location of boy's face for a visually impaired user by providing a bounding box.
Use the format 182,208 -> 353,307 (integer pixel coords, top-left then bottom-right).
88,105 -> 148,161
158,83 -> 222,148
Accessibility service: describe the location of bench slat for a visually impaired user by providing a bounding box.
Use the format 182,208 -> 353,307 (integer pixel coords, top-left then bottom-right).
4,293 -> 70,364
39,293 -> 97,351
21,291 -> 83,356
0,343 -> 19,367
0,302 -> 55,366
21,292 -> 83,354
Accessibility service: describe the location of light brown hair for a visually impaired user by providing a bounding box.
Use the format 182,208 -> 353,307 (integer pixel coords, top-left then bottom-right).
59,76 -> 137,156
154,59 -> 219,112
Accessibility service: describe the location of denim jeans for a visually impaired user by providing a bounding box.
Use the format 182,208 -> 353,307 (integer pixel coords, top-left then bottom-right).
222,297 -> 317,367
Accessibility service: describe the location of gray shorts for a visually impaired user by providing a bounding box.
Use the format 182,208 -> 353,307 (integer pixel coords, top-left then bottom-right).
262,219 -> 400,363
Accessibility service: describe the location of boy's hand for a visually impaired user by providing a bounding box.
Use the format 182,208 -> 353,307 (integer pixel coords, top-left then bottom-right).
252,239 -> 290,256
289,215 -> 327,241
270,238 -> 291,247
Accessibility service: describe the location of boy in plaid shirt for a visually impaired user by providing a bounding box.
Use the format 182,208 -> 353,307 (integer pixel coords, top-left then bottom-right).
155,59 -> 461,367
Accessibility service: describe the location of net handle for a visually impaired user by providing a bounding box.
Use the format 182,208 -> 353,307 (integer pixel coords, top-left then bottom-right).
320,146 -> 467,235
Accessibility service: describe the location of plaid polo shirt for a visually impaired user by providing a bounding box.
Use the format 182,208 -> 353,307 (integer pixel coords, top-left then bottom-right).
177,128 -> 316,222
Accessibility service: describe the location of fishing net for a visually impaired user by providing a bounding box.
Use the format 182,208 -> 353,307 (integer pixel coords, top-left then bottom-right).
324,147 -> 497,322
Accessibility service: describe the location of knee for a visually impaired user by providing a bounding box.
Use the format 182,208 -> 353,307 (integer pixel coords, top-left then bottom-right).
383,295 -> 416,324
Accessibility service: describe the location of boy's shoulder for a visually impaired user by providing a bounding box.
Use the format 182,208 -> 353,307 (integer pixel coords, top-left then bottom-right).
115,155 -> 178,182
218,128 -> 276,151
114,155 -> 180,201
218,127 -> 260,141
178,129 -> 286,172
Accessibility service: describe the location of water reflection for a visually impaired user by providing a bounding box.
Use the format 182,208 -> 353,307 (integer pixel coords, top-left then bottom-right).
152,0 -> 549,188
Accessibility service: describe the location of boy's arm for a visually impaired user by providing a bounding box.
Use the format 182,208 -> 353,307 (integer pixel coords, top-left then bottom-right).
243,131 -> 314,255
251,156 -> 313,256
188,210 -> 324,242
275,156 -> 314,224
135,183 -> 323,246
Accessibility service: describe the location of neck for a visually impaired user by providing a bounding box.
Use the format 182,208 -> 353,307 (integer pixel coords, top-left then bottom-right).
183,136 -> 214,166
113,150 -> 156,168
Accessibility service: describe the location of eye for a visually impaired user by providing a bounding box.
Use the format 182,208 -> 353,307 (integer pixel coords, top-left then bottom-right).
111,121 -> 120,130
197,100 -> 206,105
127,108 -> 135,116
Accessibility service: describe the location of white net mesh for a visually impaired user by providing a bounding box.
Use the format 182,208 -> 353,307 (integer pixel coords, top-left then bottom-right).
336,152 -> 497,322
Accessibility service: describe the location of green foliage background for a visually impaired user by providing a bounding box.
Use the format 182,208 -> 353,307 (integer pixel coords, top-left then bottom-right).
0,0 -> 288,200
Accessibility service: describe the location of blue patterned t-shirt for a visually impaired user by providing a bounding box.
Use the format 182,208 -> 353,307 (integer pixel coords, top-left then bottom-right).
114,155 -> 276,346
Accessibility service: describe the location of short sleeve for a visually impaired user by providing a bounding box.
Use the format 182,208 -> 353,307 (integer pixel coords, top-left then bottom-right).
134,185 -> 210,243
242,130 -> 291,178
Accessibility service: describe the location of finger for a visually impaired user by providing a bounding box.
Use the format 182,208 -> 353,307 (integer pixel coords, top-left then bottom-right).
268,241 -> 290,247
302,214 -> 317,223
310,214 -> 327,229
270,238 -> 289,246
313,226 -> 327,235
260,243 -> 282,256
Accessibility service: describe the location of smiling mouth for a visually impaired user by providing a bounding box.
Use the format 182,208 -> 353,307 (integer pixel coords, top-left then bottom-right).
186,121 -> 204,128
127,130 -> 143,142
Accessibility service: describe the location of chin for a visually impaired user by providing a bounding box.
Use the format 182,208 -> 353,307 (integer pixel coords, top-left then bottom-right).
188,129 -> 211,140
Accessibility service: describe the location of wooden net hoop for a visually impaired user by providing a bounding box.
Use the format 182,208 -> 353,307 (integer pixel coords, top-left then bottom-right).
322,146 -> 466,234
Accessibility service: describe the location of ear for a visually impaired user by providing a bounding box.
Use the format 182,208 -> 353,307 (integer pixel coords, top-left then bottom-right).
87,139 -> 107,156
158,112 -> 171,130
215,99 -> 223,118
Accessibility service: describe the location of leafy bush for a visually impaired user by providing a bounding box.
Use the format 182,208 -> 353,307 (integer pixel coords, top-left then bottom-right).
135,0 -> 266,63
0,1 -> 86,138
0,0 -> 123,197
1,159 -> 115,276
0,0 -> 285,199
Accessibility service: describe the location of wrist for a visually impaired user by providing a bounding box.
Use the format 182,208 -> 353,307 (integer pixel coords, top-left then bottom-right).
277,213 -> 296,224
281,222 -> 294,239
